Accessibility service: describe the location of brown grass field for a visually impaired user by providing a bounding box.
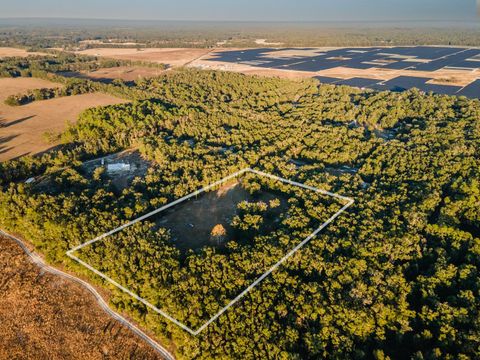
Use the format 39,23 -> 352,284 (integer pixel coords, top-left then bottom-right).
0,47 -> 47,58
0,78 -> 127,162
0,235 -> 162,360
76,48 -> 212,67
59,66 -> 167,82
79,66 -> 166,82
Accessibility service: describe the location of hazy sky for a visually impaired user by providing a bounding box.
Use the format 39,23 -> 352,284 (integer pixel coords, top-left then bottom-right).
0,0 -> 477,22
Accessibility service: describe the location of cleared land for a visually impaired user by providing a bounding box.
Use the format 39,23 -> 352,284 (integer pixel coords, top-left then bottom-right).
59,66 -> 167,83
156,180 -> 286,252
0,47 -> 47,58
80,150 -> 152,191
193,61 -> 316,79
0,236 -> 162,360
192,48 -> 318,79
75,48 -> 212,68
0,78 -> 126,161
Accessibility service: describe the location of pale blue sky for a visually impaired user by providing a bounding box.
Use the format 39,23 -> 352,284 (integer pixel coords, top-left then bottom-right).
0,0 -> 476,22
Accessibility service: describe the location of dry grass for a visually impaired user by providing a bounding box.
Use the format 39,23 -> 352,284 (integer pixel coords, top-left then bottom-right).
0,78 -> 127,162
0,236 -> 162,360
76,48 -> 212,67
81,66 -> 166,82
0,47 -> 47,58
0,78 -> 61,102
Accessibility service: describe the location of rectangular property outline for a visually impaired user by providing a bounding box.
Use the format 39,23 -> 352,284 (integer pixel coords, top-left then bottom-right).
67,168 -> 354,335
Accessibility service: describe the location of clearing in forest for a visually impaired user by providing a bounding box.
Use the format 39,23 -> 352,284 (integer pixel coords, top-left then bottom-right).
57,66 -> 166,83
67,168 -> 353,335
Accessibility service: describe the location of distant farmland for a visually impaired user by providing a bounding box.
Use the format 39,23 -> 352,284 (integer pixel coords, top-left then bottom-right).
0,78 -> 127,162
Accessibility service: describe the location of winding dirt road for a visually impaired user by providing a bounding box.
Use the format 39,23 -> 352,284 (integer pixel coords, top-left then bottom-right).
0,229 -> 175,360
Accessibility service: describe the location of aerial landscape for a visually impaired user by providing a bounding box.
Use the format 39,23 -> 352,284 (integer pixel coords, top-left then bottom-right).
0,1 -> 479,359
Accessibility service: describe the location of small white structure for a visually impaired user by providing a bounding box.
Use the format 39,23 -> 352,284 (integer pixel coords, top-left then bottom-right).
106,163 -> 131,173
24,177 -> 35,184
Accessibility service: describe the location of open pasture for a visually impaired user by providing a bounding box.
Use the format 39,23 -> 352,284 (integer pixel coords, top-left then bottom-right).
0,78 -> 126,161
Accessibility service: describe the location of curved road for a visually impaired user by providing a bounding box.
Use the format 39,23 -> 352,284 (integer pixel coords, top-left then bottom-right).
0,229 -> 175,360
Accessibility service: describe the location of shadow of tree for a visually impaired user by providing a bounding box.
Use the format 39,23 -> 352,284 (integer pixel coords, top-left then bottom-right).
0,115 -> 36,128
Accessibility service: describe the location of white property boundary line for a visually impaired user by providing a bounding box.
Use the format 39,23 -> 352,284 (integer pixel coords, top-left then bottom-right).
67,168 -> 354,336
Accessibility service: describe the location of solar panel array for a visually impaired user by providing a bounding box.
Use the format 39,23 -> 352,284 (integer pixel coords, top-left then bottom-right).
208,47 -> 480,98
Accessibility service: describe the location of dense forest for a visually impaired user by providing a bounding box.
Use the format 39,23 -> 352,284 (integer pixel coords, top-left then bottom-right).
0,55 -> 479,359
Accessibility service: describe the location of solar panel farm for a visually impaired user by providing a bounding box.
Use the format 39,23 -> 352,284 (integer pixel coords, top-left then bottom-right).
198,46 -> 480,98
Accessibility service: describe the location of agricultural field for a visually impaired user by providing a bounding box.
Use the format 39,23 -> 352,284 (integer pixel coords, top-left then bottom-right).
0,77 -> 126,161
75,48 -> 212,68
58,66 -> 167,83
0,47 -> 47,58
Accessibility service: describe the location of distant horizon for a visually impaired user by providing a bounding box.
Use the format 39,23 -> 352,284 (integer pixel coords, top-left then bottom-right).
0,0 -> 476,23
0,17 -> 478,29
0,16 -> 476,23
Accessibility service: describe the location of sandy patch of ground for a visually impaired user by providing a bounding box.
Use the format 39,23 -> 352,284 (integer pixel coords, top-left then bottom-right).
0,78 -> 127,161
75,48 -> 212,67
0,47 -> 47,58
146,179 -> 287,253
254,39 -> 283,46
191,56 -> 315,80
79,39 -> 146,46
260,48 -> 339,58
